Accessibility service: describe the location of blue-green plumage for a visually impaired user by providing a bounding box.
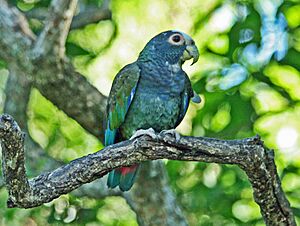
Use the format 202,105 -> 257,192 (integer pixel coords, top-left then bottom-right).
105,30 -> 200,191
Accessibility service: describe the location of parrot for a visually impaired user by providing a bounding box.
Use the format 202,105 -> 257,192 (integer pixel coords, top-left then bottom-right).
105,30 -> 201,191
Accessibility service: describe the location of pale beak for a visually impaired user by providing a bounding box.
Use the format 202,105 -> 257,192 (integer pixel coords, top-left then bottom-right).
181,45 -> 199,65
185,44 -> 199,65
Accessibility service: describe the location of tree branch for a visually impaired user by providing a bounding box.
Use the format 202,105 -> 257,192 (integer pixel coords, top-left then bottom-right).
3,60 -> 66,172
71,0 -> 111,29
0,0 -> 35,63
1,65 -> 118,204
0,115 -> 30,207
32,62 -> 107,140
4,66 -> 32,129
25,0 -> 112,30
32,0 -> 78,59
0,115 -> 295,225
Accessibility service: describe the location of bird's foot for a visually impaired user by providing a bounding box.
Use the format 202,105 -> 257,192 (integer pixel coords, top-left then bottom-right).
130,128 -> 157,140
191,91 -> 201,103
160,129 -> 181,141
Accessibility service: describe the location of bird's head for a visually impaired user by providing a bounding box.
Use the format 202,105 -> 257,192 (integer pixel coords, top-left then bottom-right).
138,30 -> 199,66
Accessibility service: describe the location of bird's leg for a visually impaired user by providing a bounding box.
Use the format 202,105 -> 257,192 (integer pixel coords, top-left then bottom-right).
130,128 -> 157,140
160,129 -> 181,141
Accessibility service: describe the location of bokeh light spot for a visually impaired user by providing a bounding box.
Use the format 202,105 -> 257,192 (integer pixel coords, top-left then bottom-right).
276,127 -> 298,150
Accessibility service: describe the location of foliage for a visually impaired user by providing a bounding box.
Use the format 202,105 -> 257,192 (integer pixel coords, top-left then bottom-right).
1,0 -> 300,225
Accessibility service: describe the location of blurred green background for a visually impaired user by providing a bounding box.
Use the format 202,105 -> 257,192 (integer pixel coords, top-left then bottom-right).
1,0 -> 300,225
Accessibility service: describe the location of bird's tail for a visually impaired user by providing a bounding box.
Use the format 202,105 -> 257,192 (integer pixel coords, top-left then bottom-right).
107,165 -> 139,191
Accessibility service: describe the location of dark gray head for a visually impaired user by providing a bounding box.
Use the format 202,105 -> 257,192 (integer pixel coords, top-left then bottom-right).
138,30 -> 199,65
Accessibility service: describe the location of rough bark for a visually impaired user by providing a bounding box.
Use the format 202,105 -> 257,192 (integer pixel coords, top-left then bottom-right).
0,115 -> 296,226
0,115 -> 29,207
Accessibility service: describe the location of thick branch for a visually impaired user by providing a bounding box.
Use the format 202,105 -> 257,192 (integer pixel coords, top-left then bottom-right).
0,115 -> 295,225
32,62 -> 107,140
0,115 -> 30,206
3,61 -> 64,172
4,65 -> 32,129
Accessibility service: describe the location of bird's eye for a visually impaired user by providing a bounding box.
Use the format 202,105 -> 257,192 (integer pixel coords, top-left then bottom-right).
172,35 -> 181,42
168,34 -> 184,45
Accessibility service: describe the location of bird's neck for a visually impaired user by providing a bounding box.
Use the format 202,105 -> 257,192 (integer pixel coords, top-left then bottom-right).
137,59 -> 185,93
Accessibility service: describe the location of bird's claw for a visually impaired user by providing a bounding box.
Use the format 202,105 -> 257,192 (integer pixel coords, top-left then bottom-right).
160,129 -> 181,141
130,128 -> 157,140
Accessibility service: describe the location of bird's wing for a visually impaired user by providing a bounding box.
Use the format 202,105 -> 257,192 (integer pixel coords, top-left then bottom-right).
105,63 -> 141,146
175,74 -> 200,127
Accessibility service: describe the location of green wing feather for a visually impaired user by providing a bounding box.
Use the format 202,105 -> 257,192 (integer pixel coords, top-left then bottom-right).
105,63 -> 141,190
105,63 -> 141,146
175,74 -> 194,127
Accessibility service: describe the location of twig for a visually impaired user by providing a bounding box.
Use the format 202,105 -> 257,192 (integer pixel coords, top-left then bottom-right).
32,0 -> 78,59
71,0 -> 111,29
